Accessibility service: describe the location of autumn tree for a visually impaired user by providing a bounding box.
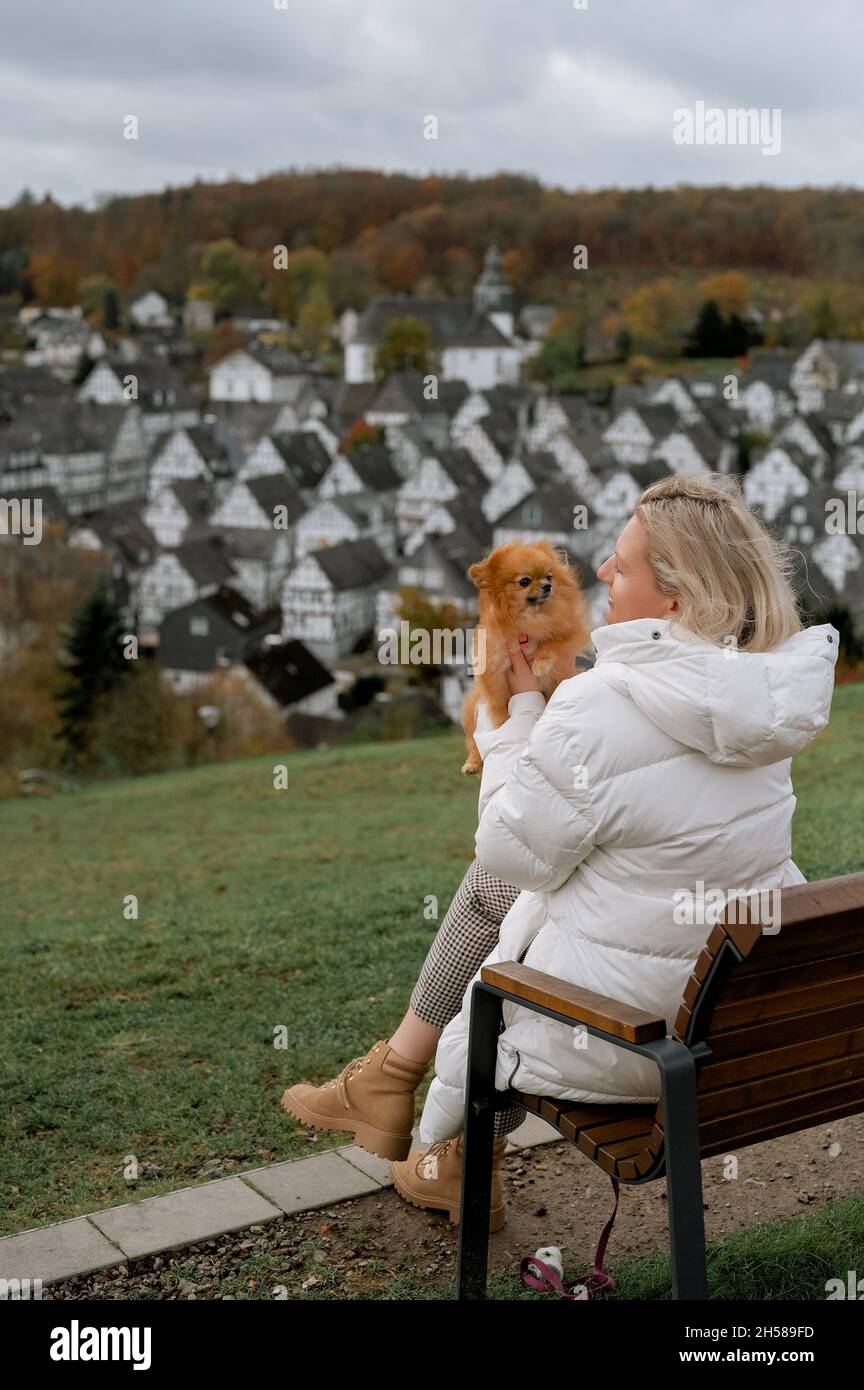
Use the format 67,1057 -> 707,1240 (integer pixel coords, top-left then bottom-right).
198,238 -> 262,316
339,419 -> 386,453
374,315 -> 432,377
395,588 -> 471,688
696,270 -> 751,317
27,250 -> 81,305
621,278 -> 691,357
530,311 -> 586,389
328,248 -> 375,314
296,282 -> 334,353
267,246 -> 330,323
79,274 -> 120,327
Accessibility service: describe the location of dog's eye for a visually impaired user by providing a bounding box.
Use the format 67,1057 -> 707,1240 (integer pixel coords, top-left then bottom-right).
518,577 -> 530,587
546,574 -> 552,581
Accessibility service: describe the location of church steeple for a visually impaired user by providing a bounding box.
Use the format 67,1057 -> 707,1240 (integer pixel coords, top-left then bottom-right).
473,245 -> 514,339
473,244 -> 514,316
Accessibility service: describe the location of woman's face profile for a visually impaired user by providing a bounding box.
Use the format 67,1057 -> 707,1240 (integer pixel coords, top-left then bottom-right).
596,514 -> 679,625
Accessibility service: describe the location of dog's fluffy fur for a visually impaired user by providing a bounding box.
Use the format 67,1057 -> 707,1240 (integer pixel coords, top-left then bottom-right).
460,540 -> 591,775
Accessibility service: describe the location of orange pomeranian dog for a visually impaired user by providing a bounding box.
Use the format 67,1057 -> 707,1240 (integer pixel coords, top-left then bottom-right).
460,539 -> 591,775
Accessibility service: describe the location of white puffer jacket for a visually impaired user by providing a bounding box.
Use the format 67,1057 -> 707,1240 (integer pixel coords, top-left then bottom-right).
418,615 -> 839,1144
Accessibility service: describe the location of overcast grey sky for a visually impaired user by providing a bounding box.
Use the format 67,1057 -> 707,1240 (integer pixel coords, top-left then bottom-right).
1,0 -> 861,206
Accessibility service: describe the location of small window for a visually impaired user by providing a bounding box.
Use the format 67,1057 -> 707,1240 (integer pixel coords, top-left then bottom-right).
190,616 -> 209,637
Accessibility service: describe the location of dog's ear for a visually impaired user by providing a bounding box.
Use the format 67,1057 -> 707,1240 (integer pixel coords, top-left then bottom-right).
545,542 -> 570,570
467,558 -> 489,589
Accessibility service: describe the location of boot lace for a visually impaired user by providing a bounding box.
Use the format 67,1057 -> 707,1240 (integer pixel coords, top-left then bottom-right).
415,1138 -> 455,1179
321,1043 -> 382,1109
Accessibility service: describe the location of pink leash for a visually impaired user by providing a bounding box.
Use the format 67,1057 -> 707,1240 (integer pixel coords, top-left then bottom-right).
519,1178 -> 620,1299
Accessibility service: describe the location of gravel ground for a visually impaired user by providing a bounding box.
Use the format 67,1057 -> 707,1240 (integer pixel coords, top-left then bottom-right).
41,1115 -> 864,1300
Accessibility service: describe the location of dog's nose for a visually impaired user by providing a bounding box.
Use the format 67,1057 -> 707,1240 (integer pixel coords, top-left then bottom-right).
541,583 -> 552,594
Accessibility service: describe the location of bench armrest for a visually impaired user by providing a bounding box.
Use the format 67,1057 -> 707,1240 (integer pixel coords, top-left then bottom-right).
480,961 -> 668,1044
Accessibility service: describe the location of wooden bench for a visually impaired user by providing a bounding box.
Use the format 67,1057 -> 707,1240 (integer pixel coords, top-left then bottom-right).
456,871 -> 864,1300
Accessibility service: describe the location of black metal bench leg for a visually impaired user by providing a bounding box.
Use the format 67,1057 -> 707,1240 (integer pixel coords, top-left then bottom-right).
456,983 -> 501,1300
661,1053 -> 709,1300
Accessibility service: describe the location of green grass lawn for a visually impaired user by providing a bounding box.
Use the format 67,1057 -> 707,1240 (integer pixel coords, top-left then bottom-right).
2,683 -> 863,1244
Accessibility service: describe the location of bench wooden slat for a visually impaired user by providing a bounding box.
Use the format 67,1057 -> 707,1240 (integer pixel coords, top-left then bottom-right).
710,972 -> 864,1030
698,1077 -> 864,1156
693,999 -> 864,1061
697,1049 -> 864,1121
697,1024 -> 864,1091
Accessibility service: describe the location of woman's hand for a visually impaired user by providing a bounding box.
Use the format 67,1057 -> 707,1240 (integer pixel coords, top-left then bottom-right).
506,634 -> 544,698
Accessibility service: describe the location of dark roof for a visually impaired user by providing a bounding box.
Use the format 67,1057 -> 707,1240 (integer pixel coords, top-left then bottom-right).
516,451 -> 564,487
659,420 -> 725,465
619,455 -> 672,488
70,506 -> 155,564
771,482 -> 837,533
243,474 -> 307,524
425,493 -> 493,548
210,527 -> 285,561
244,639 -> 334,707
367,371 -> 469,418
270,431 -> 331,489
311,536 -> 391,591
185,424 -> 234,470
430,446 -> 487,492
158,586 -> 279,672
609,383 -> 650,414
0,365 -> 67,400
246,342 -> 305,375
633,403 -> 679,437
339,445 -> 401,492
331,381 -> 380,422
204,401 -> 285,445
824,390 -> 864,422
812,340 -> 864,378
354,296 -> 511,349
496,480 -> 588,531
0,399 -> 128,456
777,412 -> 835,459
481,383 -> 539,413
118,360 -> 200,412
328,491 -> 390,529
173,535 -> 235,586
427,524 -> 489,582
168,477 -> 213,519
547,392 -> 606,429
744,349 -> 795,389
0,484 -> 67,522
474,406 -> 520,455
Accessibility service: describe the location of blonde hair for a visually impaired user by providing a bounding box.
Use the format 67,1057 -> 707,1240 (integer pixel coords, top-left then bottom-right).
635,473 -> 802,652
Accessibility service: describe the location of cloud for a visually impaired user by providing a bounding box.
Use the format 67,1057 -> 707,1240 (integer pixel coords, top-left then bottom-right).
0,0 -> 860,204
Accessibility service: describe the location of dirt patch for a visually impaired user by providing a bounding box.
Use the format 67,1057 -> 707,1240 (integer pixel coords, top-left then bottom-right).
43,1116 -> 864,1300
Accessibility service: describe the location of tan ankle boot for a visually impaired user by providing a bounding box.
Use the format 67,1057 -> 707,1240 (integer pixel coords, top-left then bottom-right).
389,1133 -> 508,1232
281,1039 -> 429,1161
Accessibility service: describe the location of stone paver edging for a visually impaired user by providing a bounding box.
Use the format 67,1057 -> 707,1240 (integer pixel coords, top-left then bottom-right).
0,1114 -> 558,1289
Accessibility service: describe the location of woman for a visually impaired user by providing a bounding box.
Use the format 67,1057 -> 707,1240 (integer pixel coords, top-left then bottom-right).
283,473 -> 839,1229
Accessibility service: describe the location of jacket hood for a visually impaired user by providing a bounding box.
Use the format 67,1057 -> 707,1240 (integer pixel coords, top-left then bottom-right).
590,616 -> 839,767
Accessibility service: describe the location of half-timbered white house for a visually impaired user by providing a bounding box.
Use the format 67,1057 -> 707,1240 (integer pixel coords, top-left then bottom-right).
281,536 -> 391,661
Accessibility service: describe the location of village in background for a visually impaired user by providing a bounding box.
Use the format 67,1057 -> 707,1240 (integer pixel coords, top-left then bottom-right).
1,173 -> 863,794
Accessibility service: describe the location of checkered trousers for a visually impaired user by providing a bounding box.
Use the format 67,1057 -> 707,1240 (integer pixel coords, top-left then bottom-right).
410,858 -> 526,1137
